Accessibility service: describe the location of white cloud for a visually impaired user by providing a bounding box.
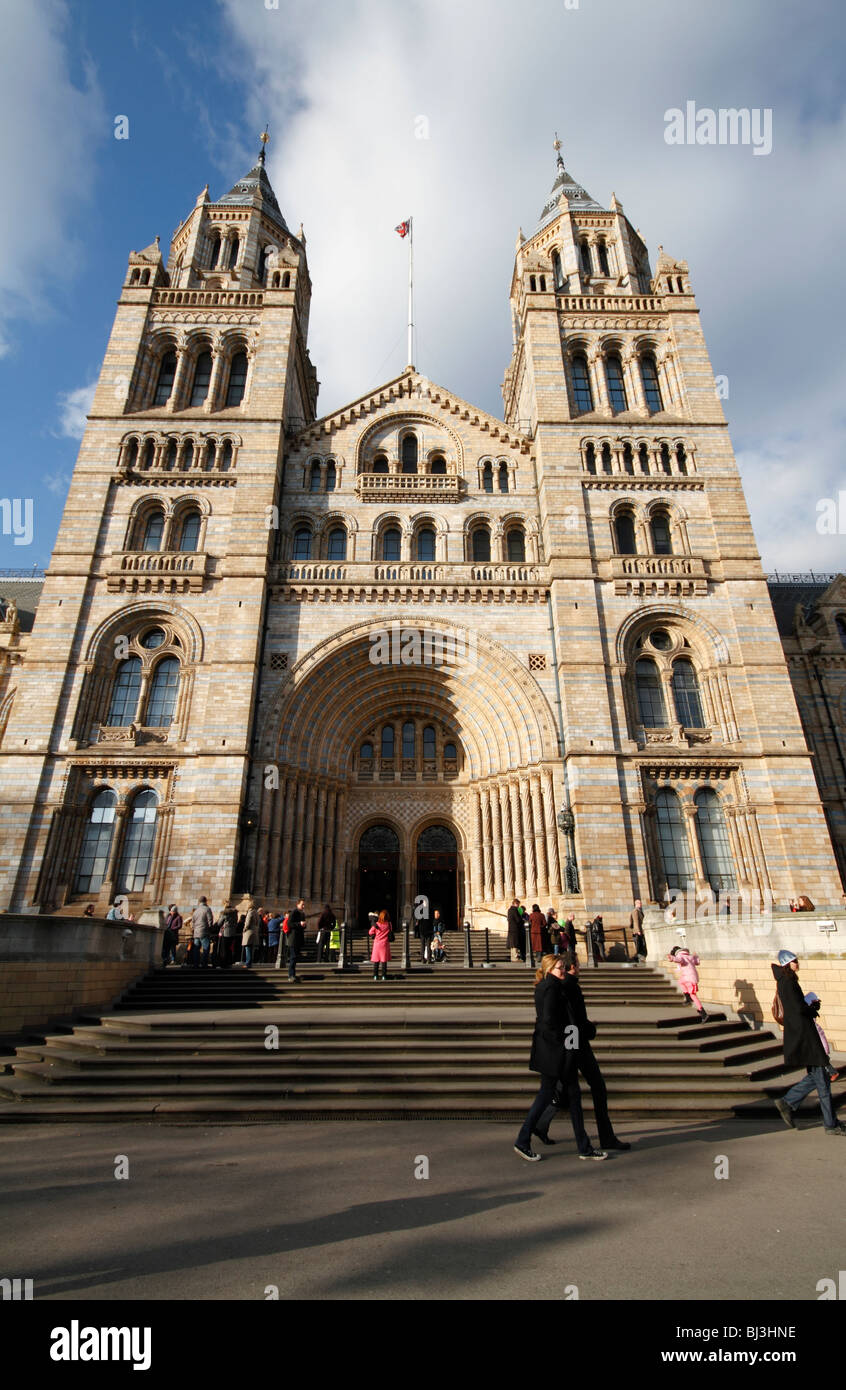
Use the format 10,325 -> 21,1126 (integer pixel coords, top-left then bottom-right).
214,0 -> 845,572
0,0 -> 104,355
42,470 -> 72,496
55,380 -> 97,439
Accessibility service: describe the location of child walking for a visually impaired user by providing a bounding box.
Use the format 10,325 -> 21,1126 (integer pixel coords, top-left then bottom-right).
668,945 -> 708,1021
805,992 -> 841,1082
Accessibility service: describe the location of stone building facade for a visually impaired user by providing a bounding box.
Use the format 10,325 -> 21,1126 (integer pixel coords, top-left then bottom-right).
0,141 -> 843,926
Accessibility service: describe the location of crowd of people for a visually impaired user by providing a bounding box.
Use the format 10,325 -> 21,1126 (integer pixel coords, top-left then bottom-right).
157,899 -> 341,981
505,899 -> 648,964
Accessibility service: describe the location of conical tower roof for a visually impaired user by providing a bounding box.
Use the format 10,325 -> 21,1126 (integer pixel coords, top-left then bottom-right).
217,137 -> 289,234
536,139 -> 603,230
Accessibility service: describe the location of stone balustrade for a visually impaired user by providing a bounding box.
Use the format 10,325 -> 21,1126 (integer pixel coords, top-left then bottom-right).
106,550 -> 208,593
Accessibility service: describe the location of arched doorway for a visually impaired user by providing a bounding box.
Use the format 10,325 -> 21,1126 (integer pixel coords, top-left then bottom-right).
416,824 -> 461,931
357,824 -> 400,931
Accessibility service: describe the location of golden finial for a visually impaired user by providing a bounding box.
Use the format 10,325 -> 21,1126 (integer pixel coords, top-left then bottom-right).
260,127 -> 270,146
553,132 -> 562,154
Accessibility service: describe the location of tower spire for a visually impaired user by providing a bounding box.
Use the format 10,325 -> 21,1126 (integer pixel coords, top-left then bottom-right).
258,126 -> 270,166
553,131 -> 565,173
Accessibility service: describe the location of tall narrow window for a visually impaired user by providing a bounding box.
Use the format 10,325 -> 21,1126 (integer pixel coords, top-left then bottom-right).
381,725 -> 395,758
672,660 -> 705,727
360,741 -> 374,761
164,440 -> 177,471
623,443 -> 634,475
676,443 -> 688,475
597,241 -> 610,277
116,789 -> 159,893
472,527 -> 491,562
635,657 -> 666,727
220,441 -> 233,471
382,527 -> 401,561
650,510 -> 672,555
204,441 -> 217,470
179,510 -> 201,552
292,527 -> 311,560
180,441 -> 194,471
417,527 -> 436,561
660,443 -> 672,474
107,657 -> 142,726
605,354 -> 628,412
837,616 -> 846,651
507,527 -> 526,562
482,463 -> 494,493
551,249 -> 563,288
228,236 -> 240,269
372,454 -> 389,474
430,454 -> 446,475
423,725 -> 436,759
146,657 -> 179,726
401,434 -> 418,473
75,790 -> 117,893
498,463 -> 509,493
615,512 -> 637,555
641,353 -> 663,413
124,439 -> 138,469
444,741 -> 457,760
310,461 -> 322,492
580,241 -> 592,277
585,442 -> 596,474
189,352 -> 212,407
257,245 -> 268,282
225,352 -> 247,407
694,788 -> 736,891
327,526 -> 346,560
601,443 -> 613,474
638,442 -> 650,474
571,354 -> 593,413
402,721 -> 415,758
141,510 -> 164,552
209,234 -> 221,268
141,439 -> 155,470
326,461 -> 336,491
153,352 -> 176,406
655,789 -> 694,890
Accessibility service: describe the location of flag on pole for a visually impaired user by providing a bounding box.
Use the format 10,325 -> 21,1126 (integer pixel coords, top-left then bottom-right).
395,218 -> 412,238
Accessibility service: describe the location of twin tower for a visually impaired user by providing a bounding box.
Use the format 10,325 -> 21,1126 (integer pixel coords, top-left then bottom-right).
1,139 -> 841,926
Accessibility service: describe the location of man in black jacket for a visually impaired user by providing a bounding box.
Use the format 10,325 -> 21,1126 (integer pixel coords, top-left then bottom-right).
774,950 -> 845,1134
284,900 -> 306,981
534,953 -> 631,1152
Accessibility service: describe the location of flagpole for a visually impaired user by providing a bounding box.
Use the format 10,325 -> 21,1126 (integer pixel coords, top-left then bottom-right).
407,217 -> 414,369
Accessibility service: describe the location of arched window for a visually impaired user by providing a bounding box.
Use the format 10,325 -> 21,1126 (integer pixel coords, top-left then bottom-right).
672,659 -> 705,728
204,441 -> 217,470
140,439 -> 155,470
444,741 -> 457,761
124,439 -> 138,469
153,351 -> 177,406
498,463 -> 509,493
382,526 -> 401,561
189,351 -> 212,407
837,616 -> 846,651
75,790 -> 117,893
655,789 -> 694,890
141,509 -> 164,552
660,443 -> 672,474
402,721 -> 415,758
116,789 -> 159,893
580,242 -> 592,277
401,434 -> 418,473
228,236 -> 240,269
326,461 -> 336,491
650,509 -> 672,555
635,657 -> 666,727
327,526 -> 346,560
539,275 -> 547,292
146,657 -> 180,726
220,441 -> 233,471
551,249 -> 563,288
472,527 -> 491,562
482,463 -> 494,494
310,461 -> 322,492
381,725 -> 395,758
292,526 -> 311,560
676,443 -> 688,475
614,511 -> 637,555
694,788 -> 736,891
209,234 -> 221,269
430,454 -> 446,475
597,241 -> 610,277
605,354 -> 628,412
423,725 -> 436,759
257,245 -> 268,282
178,510 -> 201,552
601,443 -> 613,474
180,441 -> 194,471
529,275 -> 537,292
571,353 -> 593,412
165,440 -> 178,471
507,527 -> 526,562
641,353 -> 663,413
623,443 -> 634,475
417,527 -> 436,561
638,442 -> 650,474
225,351 -> 247,407
585,442 -> 596,474
107,657 -> 142,726
372,454 -> 389,474
282,271 -> 291,289
360,741 -> 374,760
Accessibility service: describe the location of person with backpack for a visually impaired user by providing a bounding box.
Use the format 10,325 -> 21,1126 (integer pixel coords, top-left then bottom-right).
772,950 -> 845,1134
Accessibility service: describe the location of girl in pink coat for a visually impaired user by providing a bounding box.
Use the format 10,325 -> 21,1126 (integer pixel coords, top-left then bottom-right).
668,945 -> 707,1021
369,909 -> 393,981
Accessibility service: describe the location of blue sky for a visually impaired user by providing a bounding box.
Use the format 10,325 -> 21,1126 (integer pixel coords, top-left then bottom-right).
1,0 -> 845,570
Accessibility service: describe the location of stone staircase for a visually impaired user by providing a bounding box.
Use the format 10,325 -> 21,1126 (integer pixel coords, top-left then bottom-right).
0,963 -> 839,1124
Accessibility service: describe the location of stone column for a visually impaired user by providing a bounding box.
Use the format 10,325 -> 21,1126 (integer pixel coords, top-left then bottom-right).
531,773 -> 549,899
543,770 -> 562,894
683,801 -> 708,890
166,342 -> 191,412
509,780 -> 525,899
311,785 -> 327,900
268,775 -> 286,898
491,782 -> 504,902
520,776 -> 536,900
204,348 -> 225,414
471,789 -> 485,911
746,806 -> 772,896
331,791 -> 347,903
481,786 -> 494,902
300,784 -> 317,901
322,787 -> 337,904
499,782 -> 514,899
289,782 -> 307,899
102,803 -> 129,900
278,778 -> 295,900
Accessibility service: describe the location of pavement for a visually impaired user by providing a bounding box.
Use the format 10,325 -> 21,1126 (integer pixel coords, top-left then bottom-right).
1,1115 -> 843,1301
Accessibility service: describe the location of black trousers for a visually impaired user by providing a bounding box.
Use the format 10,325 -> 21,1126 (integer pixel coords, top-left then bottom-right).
537,1044 -> 616,1149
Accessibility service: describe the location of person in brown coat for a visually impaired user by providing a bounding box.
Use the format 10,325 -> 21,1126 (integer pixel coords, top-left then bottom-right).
529,904 -> 550,957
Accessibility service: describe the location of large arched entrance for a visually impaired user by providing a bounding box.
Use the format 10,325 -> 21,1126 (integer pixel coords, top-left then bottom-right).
357,824 -> 400,930
415,824 -> 461,931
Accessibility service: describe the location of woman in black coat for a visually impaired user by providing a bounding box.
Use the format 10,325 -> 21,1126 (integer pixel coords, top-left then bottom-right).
774,953 -> 843,1132
514,955 -> 571,1160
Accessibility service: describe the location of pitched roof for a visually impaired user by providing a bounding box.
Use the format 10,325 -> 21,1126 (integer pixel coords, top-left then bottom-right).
766,576 -> 836,636
537,152 -> 604,231
0,577 -> 45,633
216,152 -> 289,234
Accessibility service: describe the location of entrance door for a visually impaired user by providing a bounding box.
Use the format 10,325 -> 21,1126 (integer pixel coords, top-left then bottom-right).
357,824 -> 400,932
416,824 -> 460,931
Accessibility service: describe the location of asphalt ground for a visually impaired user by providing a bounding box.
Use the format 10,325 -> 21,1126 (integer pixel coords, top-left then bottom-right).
1,1114 -> 842,1302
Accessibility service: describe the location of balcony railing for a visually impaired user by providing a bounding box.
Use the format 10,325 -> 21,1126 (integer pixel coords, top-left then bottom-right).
151,289 -> 263,308
610,553 -> 707,596
355,473 -> 464,501
277,561 -> 543,586
106,550 -> 208,593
